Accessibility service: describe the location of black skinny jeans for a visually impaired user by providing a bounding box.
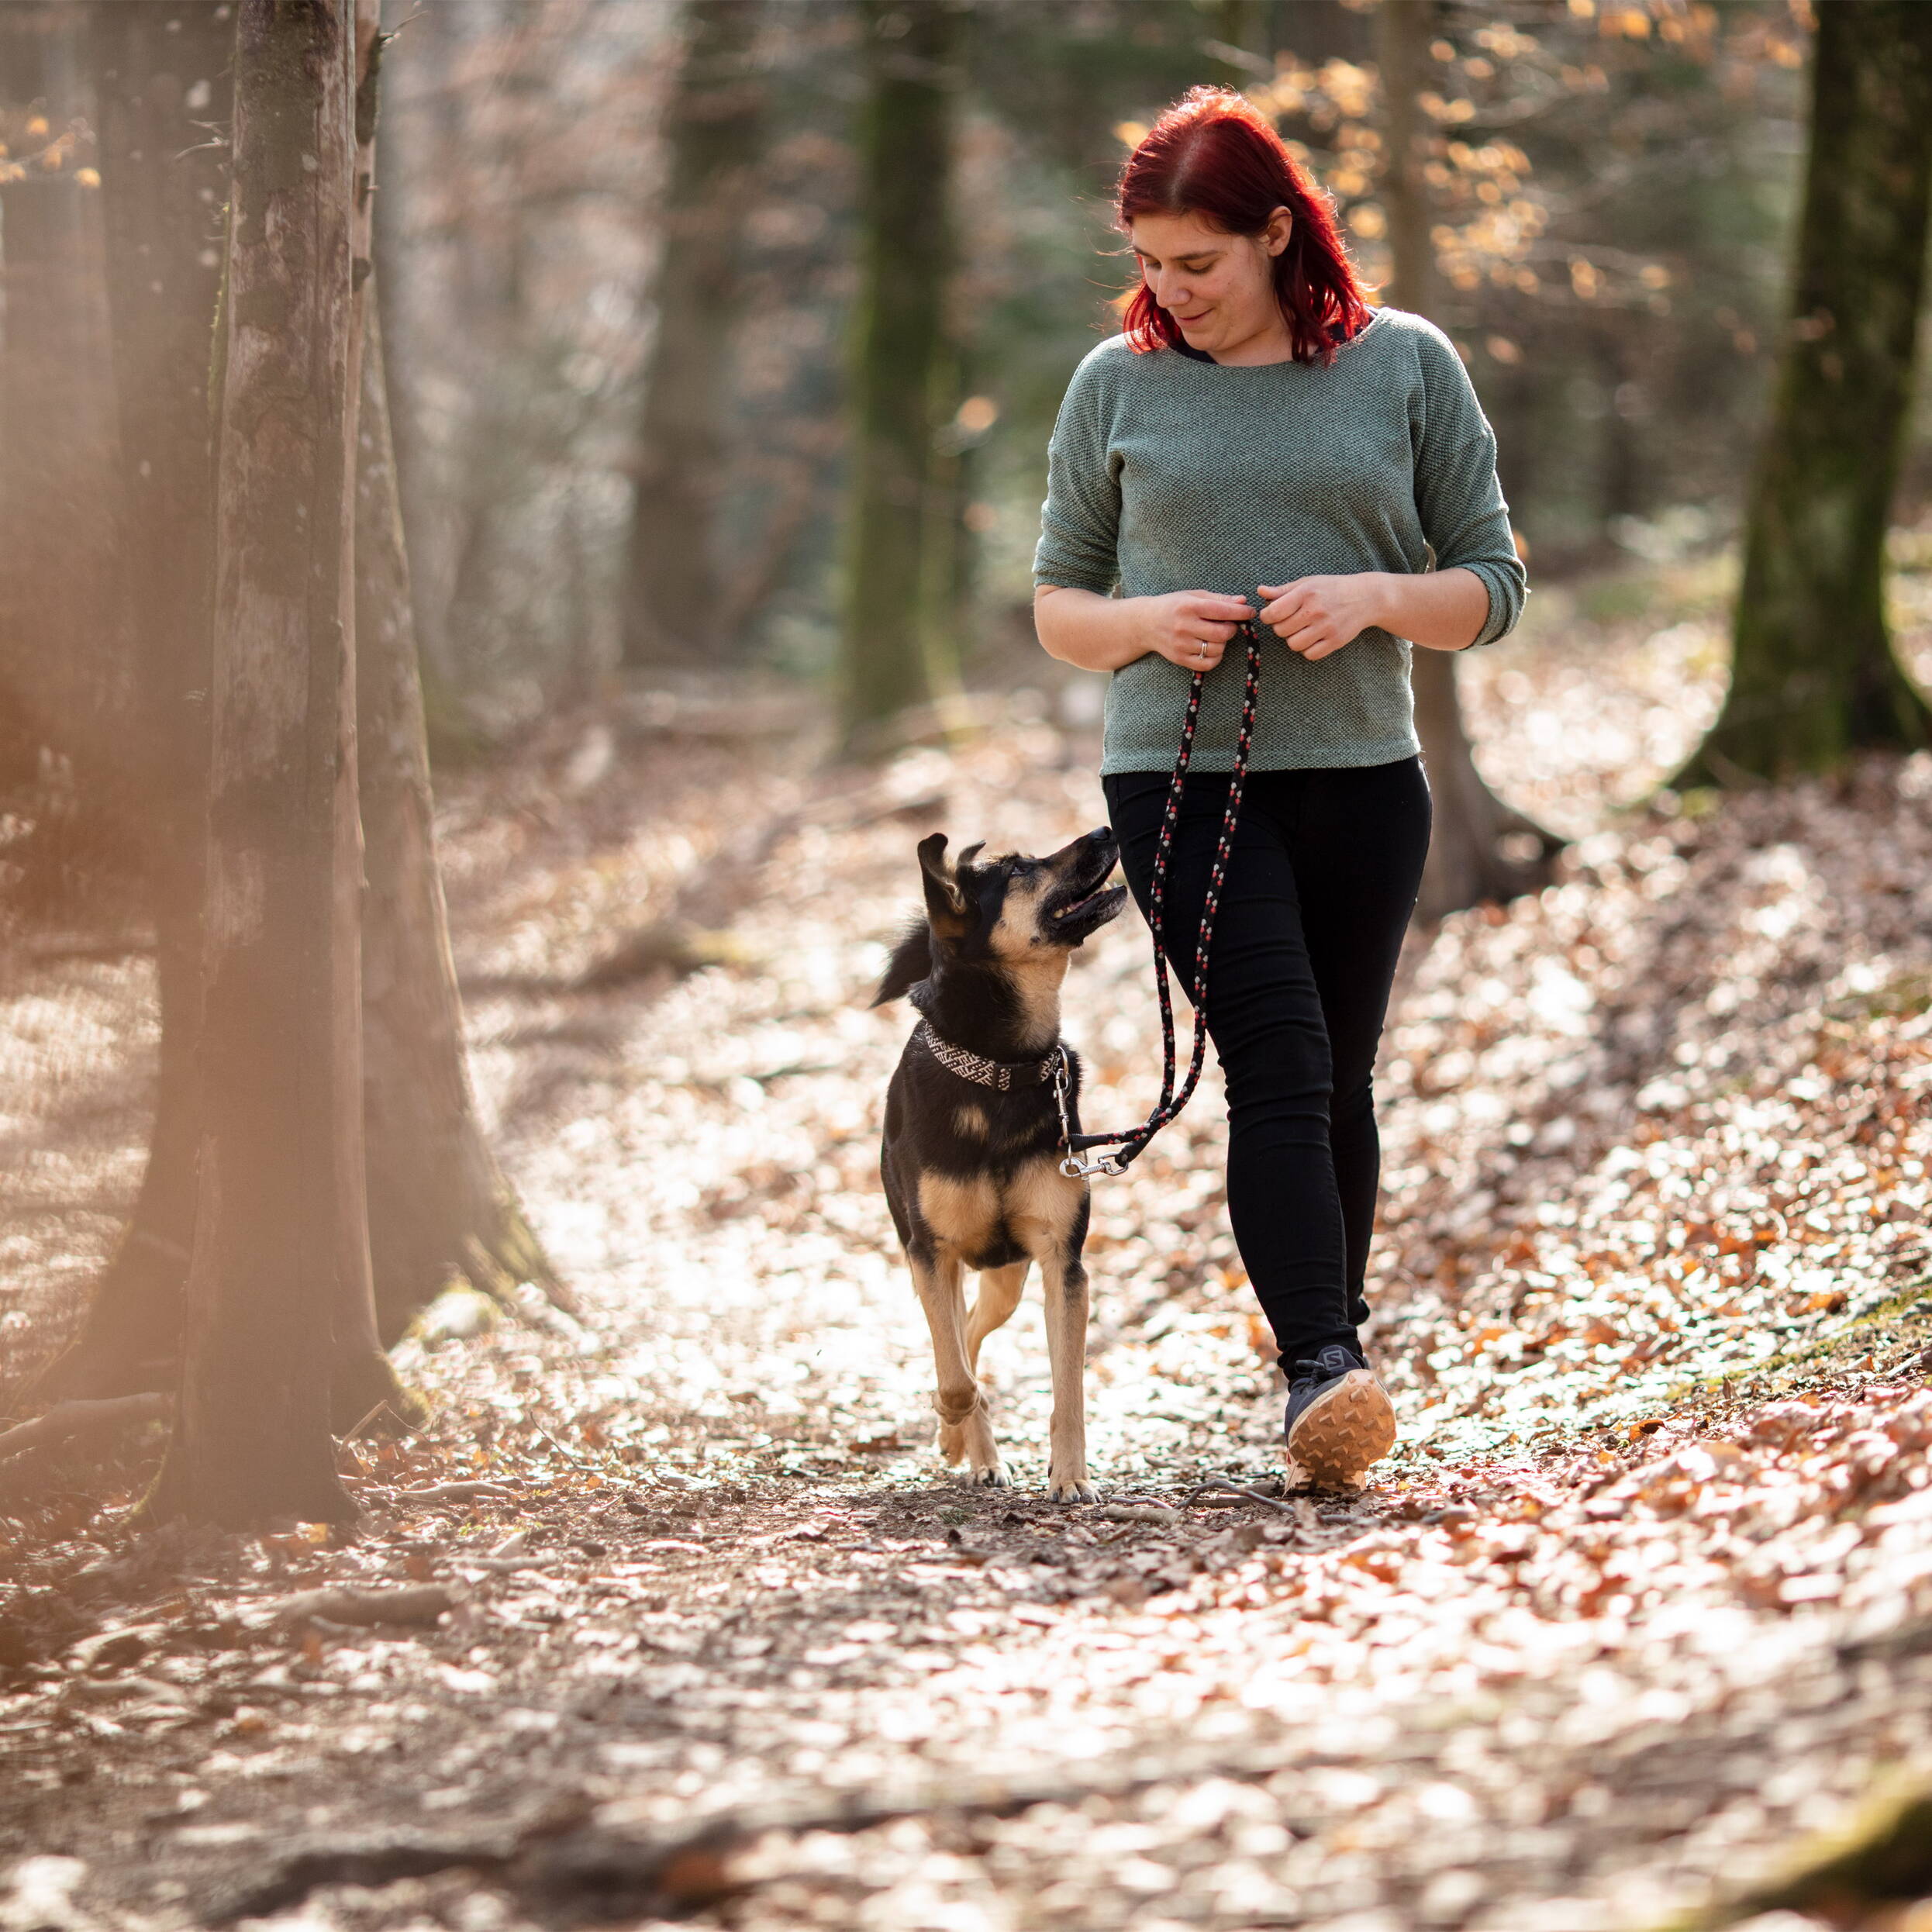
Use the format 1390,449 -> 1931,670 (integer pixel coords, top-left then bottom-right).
1102,758 -> 1430,1365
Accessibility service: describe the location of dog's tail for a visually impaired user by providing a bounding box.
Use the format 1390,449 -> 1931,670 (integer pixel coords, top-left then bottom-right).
871,918 -> 932,1006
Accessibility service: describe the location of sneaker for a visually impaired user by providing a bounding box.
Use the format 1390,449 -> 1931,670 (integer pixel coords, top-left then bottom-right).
1285,1344 -> 1396,1486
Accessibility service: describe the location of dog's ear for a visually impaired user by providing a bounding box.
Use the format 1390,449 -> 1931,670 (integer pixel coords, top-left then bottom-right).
871,918 -> 933,1006
916,833 -> 968,932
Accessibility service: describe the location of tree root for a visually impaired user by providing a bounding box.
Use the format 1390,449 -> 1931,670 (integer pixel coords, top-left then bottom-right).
328,1348 -> 430,1437
389,1478 -> 516,1502
14,1242 -> 186,1408
264,1583 -> 454,1632
0,1394 -> 175,1508
462,1195 -> 579,1322
1186,1476 -> 1301,1516
1683,1770 -> 1932,1930
202,1745 -> 1370,1923
202,1797 -> 1005,1924
202,1747 -> 1932,1928
0,1393 -> 171,1462
202,1832 -> 523,1925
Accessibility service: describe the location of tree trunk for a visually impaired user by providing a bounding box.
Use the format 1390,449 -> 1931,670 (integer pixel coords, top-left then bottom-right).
1682,0 -> 1932,785
150,0 -> 367,1527
367,0 -> 452,709
326,0 -> 426,1427
1377,0 -> 1560,921
620,0 -> 768,668
923,321 -> 969,689
27,3 -> 233,1406
356,305 -> 560,1340
840,0 -> 961,747
351,21 -> 560,1344
1209,1 -> 1271,81
1596,331 -> 1642,532
0,8 -> 133,892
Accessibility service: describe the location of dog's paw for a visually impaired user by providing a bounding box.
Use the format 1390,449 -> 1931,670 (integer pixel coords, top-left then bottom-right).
937,1420 -> 966,1465
1046,1473 -> 1095,1503
964,1460 -> 1009,1488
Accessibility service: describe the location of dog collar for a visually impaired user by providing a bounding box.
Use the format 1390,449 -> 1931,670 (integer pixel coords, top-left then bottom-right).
913,1019 -> 1064,1092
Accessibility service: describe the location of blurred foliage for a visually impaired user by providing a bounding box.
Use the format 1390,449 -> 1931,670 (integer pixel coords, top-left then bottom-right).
954,0 -> 1811,647
356,0 -> 1827,724
0,0 -> 1879,737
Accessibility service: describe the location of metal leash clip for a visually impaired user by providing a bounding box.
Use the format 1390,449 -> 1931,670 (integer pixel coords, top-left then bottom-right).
1060,1147 -> 1126,1180
1051,1050 -> 1123,1177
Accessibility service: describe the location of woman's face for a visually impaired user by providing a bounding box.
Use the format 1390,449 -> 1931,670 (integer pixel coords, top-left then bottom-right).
1128,206 -> 1292,361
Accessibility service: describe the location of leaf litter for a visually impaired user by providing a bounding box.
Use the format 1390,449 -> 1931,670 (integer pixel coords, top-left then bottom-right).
2,620 -> 1931,1930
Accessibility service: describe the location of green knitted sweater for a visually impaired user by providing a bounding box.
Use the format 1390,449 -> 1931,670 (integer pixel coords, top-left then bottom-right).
1032,308 -> 1527,775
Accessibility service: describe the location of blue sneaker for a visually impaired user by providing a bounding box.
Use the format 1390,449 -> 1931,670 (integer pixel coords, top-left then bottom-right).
1284,1344 -> 1396,1486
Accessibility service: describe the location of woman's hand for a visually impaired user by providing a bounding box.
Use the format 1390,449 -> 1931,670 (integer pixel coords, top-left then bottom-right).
1258,568 -> 1492,656
1138,590 -> 1255,672
1256,574 -> 1389,662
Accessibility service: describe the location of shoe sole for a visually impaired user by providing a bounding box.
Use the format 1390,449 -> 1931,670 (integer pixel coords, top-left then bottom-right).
1287,1370 -> 1396,1487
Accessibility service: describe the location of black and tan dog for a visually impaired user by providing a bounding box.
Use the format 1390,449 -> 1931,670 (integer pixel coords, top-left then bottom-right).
872,828 -> 1126,1501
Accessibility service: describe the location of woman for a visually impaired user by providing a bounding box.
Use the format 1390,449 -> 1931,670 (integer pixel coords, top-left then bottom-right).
1033,88 -> 1526,1486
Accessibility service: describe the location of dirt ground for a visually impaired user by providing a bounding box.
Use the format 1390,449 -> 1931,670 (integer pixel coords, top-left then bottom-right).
3,581 -> 1932,1932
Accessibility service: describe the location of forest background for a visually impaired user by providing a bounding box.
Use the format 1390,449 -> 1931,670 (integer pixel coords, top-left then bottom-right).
0,0 -> 1849,757
5,2 -> 1932,1930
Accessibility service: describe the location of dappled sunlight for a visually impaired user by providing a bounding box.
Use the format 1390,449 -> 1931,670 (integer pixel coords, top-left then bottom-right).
1463,568 -> 1732,833
6,0 -> 1932,1923
6,633 -> 1930,1927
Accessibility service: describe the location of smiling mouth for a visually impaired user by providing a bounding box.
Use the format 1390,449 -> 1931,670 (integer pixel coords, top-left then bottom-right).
1052,882 -> 1126,922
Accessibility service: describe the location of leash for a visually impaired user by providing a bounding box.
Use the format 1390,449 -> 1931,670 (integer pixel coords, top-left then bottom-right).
1057,616 -> 1264,1180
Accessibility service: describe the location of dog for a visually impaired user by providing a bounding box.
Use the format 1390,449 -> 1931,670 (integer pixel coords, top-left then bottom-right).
871,828 -> 1126,1501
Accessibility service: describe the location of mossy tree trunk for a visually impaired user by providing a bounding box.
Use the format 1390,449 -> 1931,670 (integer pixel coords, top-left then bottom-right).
620,0 -> 768,669
354,291 -> 560,1342
357,304 -> 558,1341
151,0 -> 369,1527
332,0 -> 433,1416
840,0 -> 962,746
34,2 -> 233,1404
1377,0 -> 1560,920
49,4 -> 545,1423
350,5 -> 557,1344
1682,0 -> 1932,785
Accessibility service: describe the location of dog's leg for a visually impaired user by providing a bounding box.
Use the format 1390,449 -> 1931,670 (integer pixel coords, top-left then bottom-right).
912,1248 -> 1004,1486
947,1261 -> 1028,1466
966,1262 -> 1028,1374
1039,1251 -> 1093,1502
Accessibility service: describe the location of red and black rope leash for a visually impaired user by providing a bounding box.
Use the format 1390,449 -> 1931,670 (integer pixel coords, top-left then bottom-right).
1057,616 -> 1264,1179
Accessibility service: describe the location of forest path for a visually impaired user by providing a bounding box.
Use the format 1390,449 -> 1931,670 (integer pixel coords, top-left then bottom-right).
6,623 -> 1932,1931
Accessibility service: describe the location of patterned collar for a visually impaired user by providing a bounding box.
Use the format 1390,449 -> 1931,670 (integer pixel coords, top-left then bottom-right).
913,1019 -> 1064,1092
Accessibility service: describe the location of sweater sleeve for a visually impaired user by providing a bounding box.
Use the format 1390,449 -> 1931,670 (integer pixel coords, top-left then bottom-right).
1032,348 -> 1122,595
1410,326 -> 1527,648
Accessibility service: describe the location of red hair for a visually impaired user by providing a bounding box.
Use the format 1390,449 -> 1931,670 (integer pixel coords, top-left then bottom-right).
1115,87 -> 1373,366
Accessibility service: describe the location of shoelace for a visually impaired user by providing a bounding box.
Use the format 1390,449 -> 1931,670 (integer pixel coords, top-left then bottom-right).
1289,1355 -> 1353,1387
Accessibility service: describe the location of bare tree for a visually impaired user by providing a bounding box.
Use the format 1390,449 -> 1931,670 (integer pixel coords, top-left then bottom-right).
351,12 -> 560,1342
840,0 -> 963,745
152,0 -> 374,1526
27,3 -> 232,1403
621,0 -> 768,668
43,2 -> 547,1425
1682,0 -> 1932,784
1377,0 -> 1559,921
